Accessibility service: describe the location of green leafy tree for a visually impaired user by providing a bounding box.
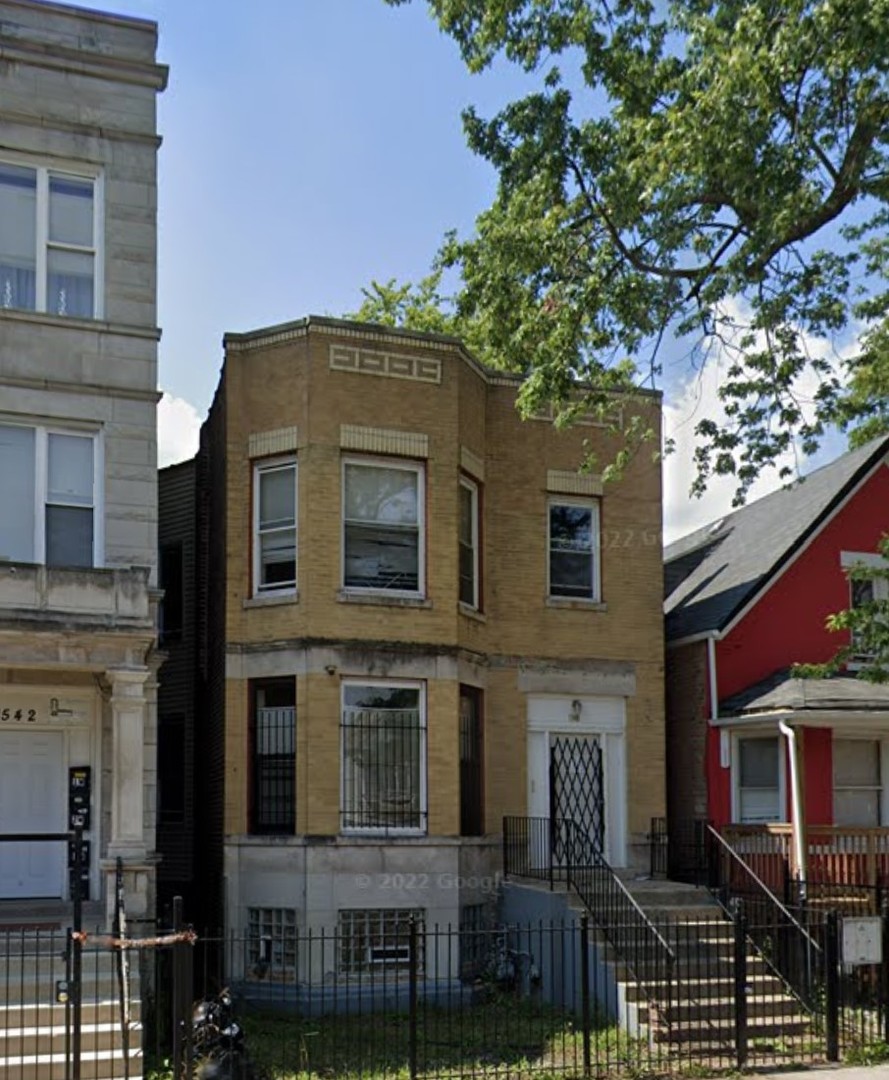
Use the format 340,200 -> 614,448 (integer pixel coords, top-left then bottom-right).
358,0 -> 889,676
371,0 -> 889,499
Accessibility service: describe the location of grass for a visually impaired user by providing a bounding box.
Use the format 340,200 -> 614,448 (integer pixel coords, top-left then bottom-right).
146,993 -> 658,1080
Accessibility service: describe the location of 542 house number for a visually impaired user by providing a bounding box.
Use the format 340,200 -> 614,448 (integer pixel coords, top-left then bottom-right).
0,707 -> 38,723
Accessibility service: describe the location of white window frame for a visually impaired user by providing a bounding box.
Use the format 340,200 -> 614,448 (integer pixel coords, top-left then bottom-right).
0,420 -> 103,568
0,155 -> 104,320
731,734 -> 787,824
252,456 -> 297,596
832,737 -> 889,827
341,456 -> 425,598
547,497 -> 601,601
841,551 -> 889,665
340,679 -> 427,836
458,476 -> 479,610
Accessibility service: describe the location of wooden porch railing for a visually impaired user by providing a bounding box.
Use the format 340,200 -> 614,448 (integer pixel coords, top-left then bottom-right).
722,824 -> 889,905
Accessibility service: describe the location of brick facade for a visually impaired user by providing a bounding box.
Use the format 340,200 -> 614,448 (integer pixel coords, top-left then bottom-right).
184,317 -> 664,934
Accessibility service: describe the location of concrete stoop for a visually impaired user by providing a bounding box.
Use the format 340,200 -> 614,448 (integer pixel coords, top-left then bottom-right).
0,932 -> 142,1080
608,877 -> 816,1055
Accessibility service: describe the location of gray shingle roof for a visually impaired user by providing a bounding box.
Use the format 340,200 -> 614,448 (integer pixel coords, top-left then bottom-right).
665,437 -> 889,641
720,671 -> 889,715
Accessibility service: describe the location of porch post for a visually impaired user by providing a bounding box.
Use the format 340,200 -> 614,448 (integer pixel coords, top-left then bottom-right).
106,667 -> 149,859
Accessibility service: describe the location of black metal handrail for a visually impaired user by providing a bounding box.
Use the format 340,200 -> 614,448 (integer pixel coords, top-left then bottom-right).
706,824 -> 822,1010
564,819 -> 676,1002
503,816 -> 675,1008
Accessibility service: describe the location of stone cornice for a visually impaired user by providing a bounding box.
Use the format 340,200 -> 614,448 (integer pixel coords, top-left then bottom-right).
0,106 -> 164,148
0,29 -> 167,92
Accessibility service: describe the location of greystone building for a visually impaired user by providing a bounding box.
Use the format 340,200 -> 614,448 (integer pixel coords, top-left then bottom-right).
0,0 -> 167,928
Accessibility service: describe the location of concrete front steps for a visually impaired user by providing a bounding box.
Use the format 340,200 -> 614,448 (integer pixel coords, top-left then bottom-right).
618,876 -> 817,1057
0,931 -> 142,1080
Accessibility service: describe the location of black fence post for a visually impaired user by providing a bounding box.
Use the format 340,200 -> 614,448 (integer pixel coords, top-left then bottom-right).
732,898 -> 748,1070
825,910 -> 840,1062
408,915 -> 419,1080
71,825 -> 83,1080
580,914 -> 592,1078
171,897 -> 194,1080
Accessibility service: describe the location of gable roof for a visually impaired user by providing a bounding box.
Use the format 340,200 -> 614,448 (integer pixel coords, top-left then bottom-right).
665,437 -> 889,642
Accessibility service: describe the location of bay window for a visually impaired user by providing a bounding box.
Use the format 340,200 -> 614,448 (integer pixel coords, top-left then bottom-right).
341,682 -> 426,832
253,458 -> 297,593
459,478 -> 479,608
251,680 -> 296,835
0,161 -> 99,319
343,458 -> 423,595
548,499 -> 600,600
0,422 -> 99,567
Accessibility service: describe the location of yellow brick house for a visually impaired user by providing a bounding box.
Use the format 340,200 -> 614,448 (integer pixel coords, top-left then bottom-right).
162,316 -> 664,974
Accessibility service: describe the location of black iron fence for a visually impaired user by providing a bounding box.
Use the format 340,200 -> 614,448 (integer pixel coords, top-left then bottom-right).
4,903 -> 889,1079
143,909 -> 889,1079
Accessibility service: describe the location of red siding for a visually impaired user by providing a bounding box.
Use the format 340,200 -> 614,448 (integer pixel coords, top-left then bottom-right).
704,462 -> 889,826
717,464 -> 889,701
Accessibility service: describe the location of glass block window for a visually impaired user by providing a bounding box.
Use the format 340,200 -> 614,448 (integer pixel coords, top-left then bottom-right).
247,907 -> 297,982
337,908 -> 424,977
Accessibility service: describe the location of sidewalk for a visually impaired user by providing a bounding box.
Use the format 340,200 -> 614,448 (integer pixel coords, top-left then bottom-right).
759,1067 -> 889,1080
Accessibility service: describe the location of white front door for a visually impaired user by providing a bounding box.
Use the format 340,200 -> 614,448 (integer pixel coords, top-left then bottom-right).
0,731 -> 66,898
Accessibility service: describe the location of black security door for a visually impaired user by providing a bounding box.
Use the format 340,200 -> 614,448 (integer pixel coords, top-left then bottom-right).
549,735 -> 605,865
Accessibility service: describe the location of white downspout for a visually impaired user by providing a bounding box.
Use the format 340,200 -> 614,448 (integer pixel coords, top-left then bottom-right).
779,719 -> 806,895
707,637 -> 719,722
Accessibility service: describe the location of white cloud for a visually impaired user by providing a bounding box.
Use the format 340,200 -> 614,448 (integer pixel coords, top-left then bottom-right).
662,303 -> 851,545
158,391 -> 202,468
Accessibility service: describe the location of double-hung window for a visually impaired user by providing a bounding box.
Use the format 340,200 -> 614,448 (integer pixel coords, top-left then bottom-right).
0,161 -> 100,319
844,551 -> 889,662
833,739 -> 883,827
0,422 -> 99,568
458,478 -> 479,609
341,682 -> 426,832
343,458 -> 424,595
735,737 -> 783,823
548,499 -> 600,600
253,458 -> 297,593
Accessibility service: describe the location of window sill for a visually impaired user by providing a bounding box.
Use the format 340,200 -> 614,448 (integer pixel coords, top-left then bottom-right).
340,828 -> 428,839
458,603 -> 486,623
546,597 -> 608,612
337,590 -> 432,609
243,591 -> 299,609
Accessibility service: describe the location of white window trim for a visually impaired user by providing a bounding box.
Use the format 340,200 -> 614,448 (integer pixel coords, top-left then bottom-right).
0,155 -> 104,320
252,456 -> 298,597
459,476 -> 479,610
731,733 -> 787,824
341,455 -> 425,599
841,550 -> 889,666
547,497 -> 601,602
340,678 -> 427,836
0,419 -> 103,568
832,736 -> 889,827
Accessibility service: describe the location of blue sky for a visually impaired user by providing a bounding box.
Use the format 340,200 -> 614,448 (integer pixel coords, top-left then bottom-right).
100,0 -> 847,540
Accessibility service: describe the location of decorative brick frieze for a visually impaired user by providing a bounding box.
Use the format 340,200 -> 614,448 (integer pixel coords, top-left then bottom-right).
330,344 -> 441,385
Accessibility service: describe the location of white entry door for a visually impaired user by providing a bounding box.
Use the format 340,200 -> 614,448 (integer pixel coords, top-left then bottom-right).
0,731 -> 66,898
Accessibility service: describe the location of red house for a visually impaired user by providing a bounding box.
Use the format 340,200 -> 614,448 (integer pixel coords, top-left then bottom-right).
665,436 -> 889,904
